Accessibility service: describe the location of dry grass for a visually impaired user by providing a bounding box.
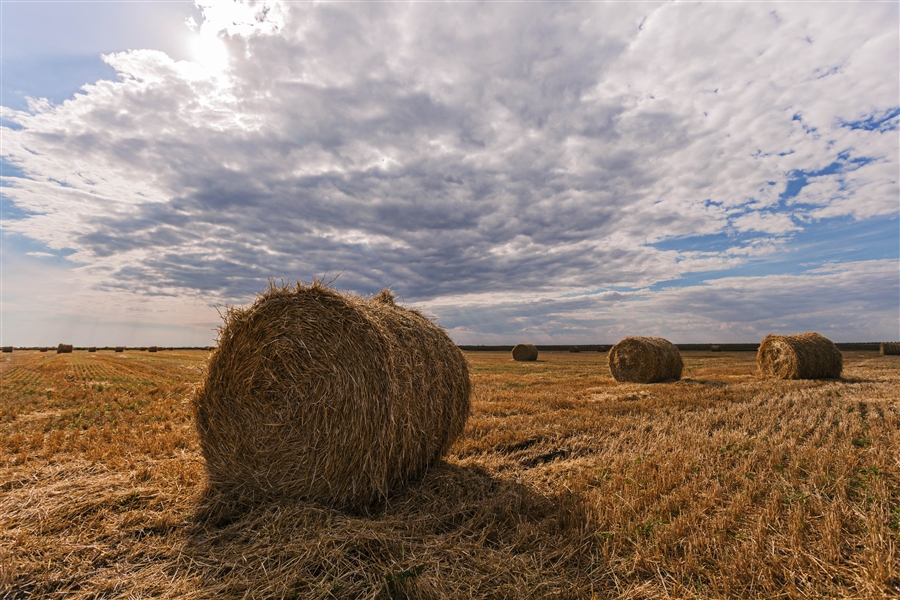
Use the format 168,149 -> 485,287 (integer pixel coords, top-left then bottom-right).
1,349 -> 898,598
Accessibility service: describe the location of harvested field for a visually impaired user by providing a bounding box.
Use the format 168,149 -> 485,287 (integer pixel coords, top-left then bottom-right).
1,349 -> 898,599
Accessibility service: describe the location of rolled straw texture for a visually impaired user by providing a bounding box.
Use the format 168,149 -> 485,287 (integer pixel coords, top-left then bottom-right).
511,344 -> 538,362
608,336 -> 683,383
193,281 -> 471,509
880,343 -> 900,356
757,332 -> 842,380
57,344 -> 73,354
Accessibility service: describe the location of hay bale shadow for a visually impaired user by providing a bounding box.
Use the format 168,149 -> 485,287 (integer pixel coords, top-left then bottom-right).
185,461 -> 596,598
676,378 -> 728,387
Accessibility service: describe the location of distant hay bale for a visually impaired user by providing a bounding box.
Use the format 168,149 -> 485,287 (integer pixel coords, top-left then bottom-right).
569,346 -> 580,353
1,346 -> 11,353
608,336 -> 683,383
881,342 -> 900,356
597,345 -> 609,353
148,346 -> 158,353
39,347 -> 49,353
88,347 -> 97,353
115,346 -> 124,353
757,332 -> 842,380
511,343 -> 538,361
57,344 -> 73,354
710,345 -> 722,352
193,281 -> 471,509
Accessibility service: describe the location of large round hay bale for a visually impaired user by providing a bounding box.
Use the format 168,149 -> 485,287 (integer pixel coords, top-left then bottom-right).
757,332 -> 842,379
115,346 -> 124,353
57,344 -> 73,354
1,346 -> 12,353
148,346 -> 158,353
608,336 -> 682,383
511,343 -> 538,361
193,282 -> 471,509
881,342 -> 900,356
88,347 -> 97,353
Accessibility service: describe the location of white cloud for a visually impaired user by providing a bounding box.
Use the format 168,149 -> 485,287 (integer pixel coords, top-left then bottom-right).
427,259 -> 898,344
1,1 -> 897,342
730,211 -> 801,235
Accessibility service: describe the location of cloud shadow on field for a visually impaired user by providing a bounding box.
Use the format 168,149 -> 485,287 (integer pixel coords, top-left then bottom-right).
184,460 -> 597,598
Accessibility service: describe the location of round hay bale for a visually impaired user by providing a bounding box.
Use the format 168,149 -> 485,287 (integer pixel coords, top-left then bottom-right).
880,342 -> 900,356
1,346 -> 12,353
88,347 -> 97,353
608,336 -> 683,383
569,346 -> 580,353
57,344 -> 73,354
115,346 -> 124,353
710,344 -> 722,352
39,347 -> 49,352
148,346 -> 158,353
757,332 -> 842,379
193,281 -> 471,509
511,343 -> 538,361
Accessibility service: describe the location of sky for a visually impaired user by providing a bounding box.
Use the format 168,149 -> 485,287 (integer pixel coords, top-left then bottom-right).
1,1 -> 898,347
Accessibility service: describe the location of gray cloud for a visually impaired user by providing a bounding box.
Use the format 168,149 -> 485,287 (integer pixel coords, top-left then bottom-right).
1,1 -> 897,342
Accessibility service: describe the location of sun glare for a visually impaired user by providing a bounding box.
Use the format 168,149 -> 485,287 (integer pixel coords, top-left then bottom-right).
190,33 -> 229,75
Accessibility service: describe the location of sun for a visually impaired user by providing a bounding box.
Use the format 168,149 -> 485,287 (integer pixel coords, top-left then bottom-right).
190,32 -> 229,75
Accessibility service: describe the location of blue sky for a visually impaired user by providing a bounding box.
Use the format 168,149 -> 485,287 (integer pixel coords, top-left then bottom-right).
1,1 -> 898,346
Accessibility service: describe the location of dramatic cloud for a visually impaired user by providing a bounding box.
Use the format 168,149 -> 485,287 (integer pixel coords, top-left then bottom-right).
2,1 -> 897,344
425,259 -> 898,344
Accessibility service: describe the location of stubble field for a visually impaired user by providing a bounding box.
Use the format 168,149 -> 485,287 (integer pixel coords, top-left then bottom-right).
1,348 -> 897,599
